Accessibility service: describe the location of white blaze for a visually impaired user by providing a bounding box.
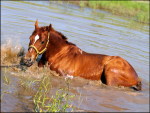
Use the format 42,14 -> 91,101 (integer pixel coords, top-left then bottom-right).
29,35 -> 39,52
34,35 -> 40,44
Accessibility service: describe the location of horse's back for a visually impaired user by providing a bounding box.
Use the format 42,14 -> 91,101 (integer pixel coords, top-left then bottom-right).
73,52 -> 111,80
49,45 -> 111,80
48,45 -> 141,90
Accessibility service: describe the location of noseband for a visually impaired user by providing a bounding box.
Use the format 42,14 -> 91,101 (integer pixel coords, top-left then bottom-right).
29,32 -> 50,58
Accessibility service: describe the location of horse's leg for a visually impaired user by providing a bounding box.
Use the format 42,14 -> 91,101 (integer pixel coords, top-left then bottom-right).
38,54 -> 47,67
103,56 -> 141,90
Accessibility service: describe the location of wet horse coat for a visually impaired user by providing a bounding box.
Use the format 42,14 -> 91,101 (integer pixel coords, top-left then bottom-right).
23,20 -> 141,90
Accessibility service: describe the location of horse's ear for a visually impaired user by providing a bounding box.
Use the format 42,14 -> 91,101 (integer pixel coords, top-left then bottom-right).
49,24 -> 54,31
49,24 -> 52,28
35,19 -> 39,30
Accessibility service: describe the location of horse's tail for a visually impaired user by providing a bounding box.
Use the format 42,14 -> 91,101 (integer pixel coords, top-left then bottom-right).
131,78 -> 142,91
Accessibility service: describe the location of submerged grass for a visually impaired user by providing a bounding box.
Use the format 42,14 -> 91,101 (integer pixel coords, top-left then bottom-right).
33,75 -> 74,112
18,71 -> 75,112
66,1 -> 149,24
2,65 -> 75,112
3,75 -> 10,85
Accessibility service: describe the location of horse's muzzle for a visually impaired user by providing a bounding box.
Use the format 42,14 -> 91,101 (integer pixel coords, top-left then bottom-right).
22,57 -> 34,67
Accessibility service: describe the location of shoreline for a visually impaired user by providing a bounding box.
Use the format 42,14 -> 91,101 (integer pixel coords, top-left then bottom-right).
65,1 -> 149,24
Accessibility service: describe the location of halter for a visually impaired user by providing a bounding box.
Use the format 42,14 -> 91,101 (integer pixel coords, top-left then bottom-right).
29,32 -> 50,59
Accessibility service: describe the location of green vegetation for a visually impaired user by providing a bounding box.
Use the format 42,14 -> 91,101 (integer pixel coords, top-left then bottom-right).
33,76 -> 74,112
3,75 -> 10,85
18,74 -> 75,112
68,1 -> 149,24
2,68 -> 75,112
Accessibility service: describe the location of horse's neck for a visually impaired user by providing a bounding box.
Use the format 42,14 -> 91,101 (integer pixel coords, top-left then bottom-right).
46,32 -> 67,57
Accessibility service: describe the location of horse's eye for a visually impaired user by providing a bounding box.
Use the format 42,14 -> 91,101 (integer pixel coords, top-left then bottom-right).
41,41 -> 44,44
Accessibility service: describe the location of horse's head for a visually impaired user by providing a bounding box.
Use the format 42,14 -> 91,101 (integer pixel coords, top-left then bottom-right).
23,20 -> 52,67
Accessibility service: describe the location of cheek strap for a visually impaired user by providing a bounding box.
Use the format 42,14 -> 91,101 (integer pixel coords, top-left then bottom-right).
29,32 -> 50,59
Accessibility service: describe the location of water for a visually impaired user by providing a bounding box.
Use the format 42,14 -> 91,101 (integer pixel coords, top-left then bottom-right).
1,1 -> 149,112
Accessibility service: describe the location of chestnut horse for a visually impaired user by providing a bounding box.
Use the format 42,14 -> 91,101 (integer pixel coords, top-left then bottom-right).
23,20 -> 141,91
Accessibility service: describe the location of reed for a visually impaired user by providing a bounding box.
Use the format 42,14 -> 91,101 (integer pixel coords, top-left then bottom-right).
3,75 -> 10,85
33,75 -> 74,112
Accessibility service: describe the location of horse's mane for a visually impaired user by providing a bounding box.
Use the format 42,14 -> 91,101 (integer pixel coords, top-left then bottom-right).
55,30 -> 76,46
33,26 -> 76,46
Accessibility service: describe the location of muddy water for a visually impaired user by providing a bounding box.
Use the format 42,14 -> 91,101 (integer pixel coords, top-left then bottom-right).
1,1 -> 149,112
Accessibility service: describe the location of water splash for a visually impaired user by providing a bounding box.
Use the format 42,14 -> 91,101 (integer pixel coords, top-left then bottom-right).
1,39 -> 24,65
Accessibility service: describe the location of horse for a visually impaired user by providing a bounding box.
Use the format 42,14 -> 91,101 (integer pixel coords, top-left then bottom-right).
23,20 -> 142,91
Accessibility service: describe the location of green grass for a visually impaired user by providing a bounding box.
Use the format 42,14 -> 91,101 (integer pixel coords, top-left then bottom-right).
32,75 -> 74,112
19,75 -> 74,112
3,75 -> 10,85
68,1 -> 149,24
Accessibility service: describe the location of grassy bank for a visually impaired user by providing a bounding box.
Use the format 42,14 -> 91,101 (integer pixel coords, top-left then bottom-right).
67,1 -> 149,24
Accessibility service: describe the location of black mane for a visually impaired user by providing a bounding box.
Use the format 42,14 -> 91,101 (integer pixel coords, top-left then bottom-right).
56,31 -> 76,46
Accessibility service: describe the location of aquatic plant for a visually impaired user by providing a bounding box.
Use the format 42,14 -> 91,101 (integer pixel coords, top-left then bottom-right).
3,75 -> 10,85
33,75 -> 74,112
